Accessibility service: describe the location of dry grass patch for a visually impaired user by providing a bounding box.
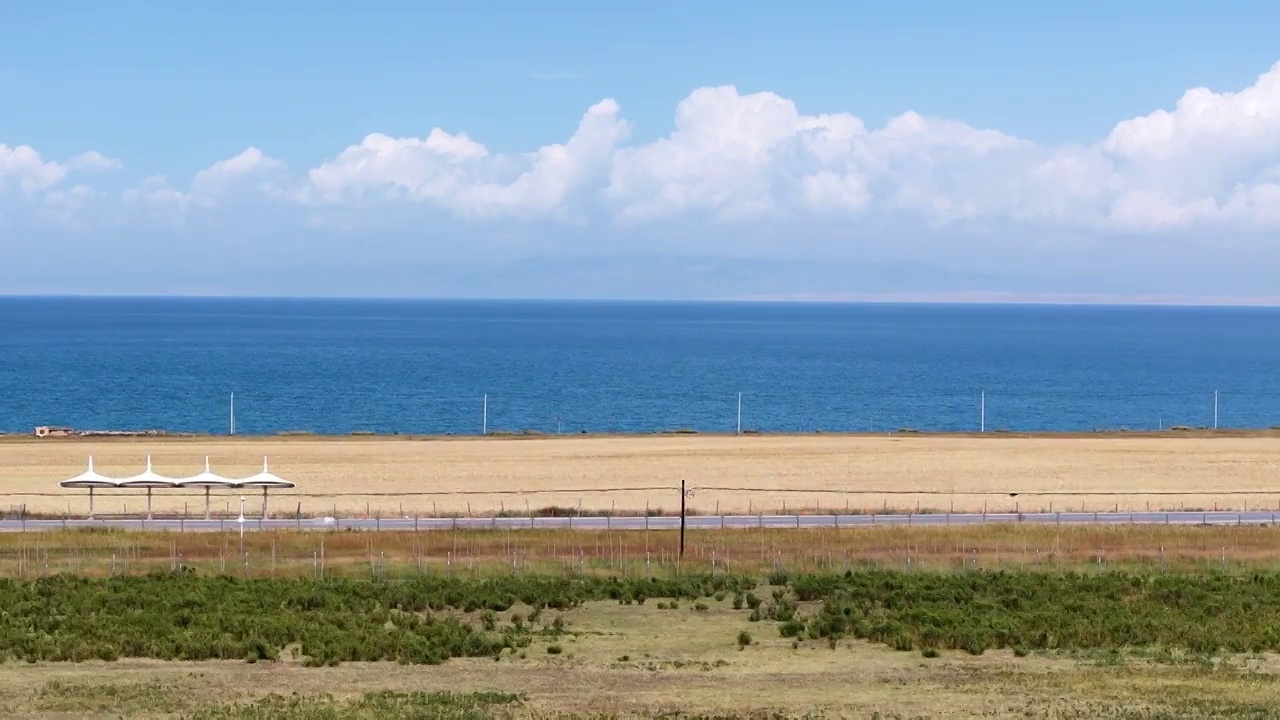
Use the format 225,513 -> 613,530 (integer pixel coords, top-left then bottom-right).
4,523 -> 1280,578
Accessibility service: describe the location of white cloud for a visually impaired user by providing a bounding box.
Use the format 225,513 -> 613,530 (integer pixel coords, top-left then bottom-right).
304,99 -> 629,220
9,60 -> 1280,239
285,63 -> 1280,233
66,151 -> 122,173
0,144 -> 66,193
190,147 -> 285,205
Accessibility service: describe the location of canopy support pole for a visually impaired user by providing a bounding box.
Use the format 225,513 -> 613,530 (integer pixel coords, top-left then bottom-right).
205,487 -> 211,520
262,487 -> 269,520
88,487 -> 94,520
146,488 -> 153,520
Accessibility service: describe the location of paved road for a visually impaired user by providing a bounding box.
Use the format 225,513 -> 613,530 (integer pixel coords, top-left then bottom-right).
1,510 -> 1276,533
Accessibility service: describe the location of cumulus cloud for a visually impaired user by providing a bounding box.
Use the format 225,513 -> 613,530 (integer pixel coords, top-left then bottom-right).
304,99 -> 630,221
0,144 -> 66,193
190,147 -> 286,205
286,61 -> 1280,232
8,60 -> 1280,238
66,151 -> 122,173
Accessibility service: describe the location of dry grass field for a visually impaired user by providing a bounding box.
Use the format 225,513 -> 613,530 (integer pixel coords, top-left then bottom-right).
4,523 -> 1280,579
3,433 -> 1280,518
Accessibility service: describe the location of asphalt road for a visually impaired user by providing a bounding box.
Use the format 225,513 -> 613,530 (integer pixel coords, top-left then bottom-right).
1,510 -> 1276,533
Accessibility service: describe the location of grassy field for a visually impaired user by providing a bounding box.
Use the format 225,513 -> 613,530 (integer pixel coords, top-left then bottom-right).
6,565 -> 1280,718
3,523 -> 1280,579
5,433 -> 1280,518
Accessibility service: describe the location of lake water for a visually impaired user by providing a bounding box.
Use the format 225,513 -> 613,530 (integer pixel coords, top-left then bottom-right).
3,297 -> 1280,435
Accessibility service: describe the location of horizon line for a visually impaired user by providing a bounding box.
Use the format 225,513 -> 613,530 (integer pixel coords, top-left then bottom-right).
5,291 -> 1280,310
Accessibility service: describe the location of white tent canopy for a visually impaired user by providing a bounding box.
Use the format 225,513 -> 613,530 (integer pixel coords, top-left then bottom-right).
175,457 -> 242,519
58,455 -> 294,520
59,456 -> 122,489
58,456 -> 122,518
117,455 -> 178,519
117,455 -> 178,488
237,456 -> 295,518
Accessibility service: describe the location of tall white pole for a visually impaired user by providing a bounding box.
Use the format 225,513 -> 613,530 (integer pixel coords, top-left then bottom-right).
230,392 -> 236,436
980,391 -> 986,433
736,392 -> 742,435
1214,390 -> 1219,429
482,393 -> 488,436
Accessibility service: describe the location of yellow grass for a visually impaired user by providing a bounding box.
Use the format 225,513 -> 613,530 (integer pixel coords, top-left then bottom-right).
3,524 -> 1280,579
4,434 -> 1280,517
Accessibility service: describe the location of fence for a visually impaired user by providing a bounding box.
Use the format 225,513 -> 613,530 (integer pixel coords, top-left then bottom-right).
10,485 -> 1280,522
4,518 -> 1280,580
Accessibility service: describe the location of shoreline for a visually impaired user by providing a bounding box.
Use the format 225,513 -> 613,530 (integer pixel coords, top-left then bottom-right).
2,427 -> 1278,443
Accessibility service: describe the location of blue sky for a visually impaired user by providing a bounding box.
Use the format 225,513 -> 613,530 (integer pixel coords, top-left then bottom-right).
5,1 -> 1280,300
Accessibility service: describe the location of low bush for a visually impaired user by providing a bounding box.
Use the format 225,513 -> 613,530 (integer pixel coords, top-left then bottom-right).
188,690 -> 523,719
775,569 -> 1280,657
0,571 -> 754,665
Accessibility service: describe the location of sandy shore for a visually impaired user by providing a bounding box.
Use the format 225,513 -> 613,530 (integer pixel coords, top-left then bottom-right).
2,433 -> 1280,517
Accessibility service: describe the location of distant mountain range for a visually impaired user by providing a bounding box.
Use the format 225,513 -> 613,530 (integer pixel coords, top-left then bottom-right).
51,254 -> 1062,300
14,253 -> 1280,305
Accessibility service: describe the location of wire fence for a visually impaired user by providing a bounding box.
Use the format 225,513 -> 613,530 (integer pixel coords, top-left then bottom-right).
4,520 -> 1280,581
10,484 -> 1280,521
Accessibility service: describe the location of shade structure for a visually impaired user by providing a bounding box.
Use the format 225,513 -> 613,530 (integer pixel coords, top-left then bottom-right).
236,456 -> 294,518
59,456 -> 121,489
118,456 -> 179,520
58,456 -> 123,518
175,456 -> 241,519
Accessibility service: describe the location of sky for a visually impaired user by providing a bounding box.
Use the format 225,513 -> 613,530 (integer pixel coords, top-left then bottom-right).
4,1 -> 1280,301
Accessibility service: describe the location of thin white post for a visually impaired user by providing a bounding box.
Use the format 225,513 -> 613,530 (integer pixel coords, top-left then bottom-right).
736,392 -> 742,434
1214,390 -> 1219,429
88,487 -> 95,519
482,394 -> 488,436
230,392 -> 236,436
262,487 -> 269,520
980,391 -> 986,433
204,487 -> 211,520
146,487 -> 153,521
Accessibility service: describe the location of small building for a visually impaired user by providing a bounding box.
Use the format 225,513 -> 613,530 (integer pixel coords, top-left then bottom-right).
34,426 -> 75,438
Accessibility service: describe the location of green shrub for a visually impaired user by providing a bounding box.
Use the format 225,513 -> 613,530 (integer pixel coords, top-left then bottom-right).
779,619 -> 805,638
0,572 -> 754,667
765,569 -> 1280,659
737,631 -> 752,647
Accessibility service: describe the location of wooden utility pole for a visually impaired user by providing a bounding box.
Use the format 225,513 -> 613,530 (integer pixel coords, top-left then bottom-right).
679,480 -> 687,561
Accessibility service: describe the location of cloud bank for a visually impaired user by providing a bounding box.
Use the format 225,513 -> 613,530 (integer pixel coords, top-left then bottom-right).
5,61 -> 1280,297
